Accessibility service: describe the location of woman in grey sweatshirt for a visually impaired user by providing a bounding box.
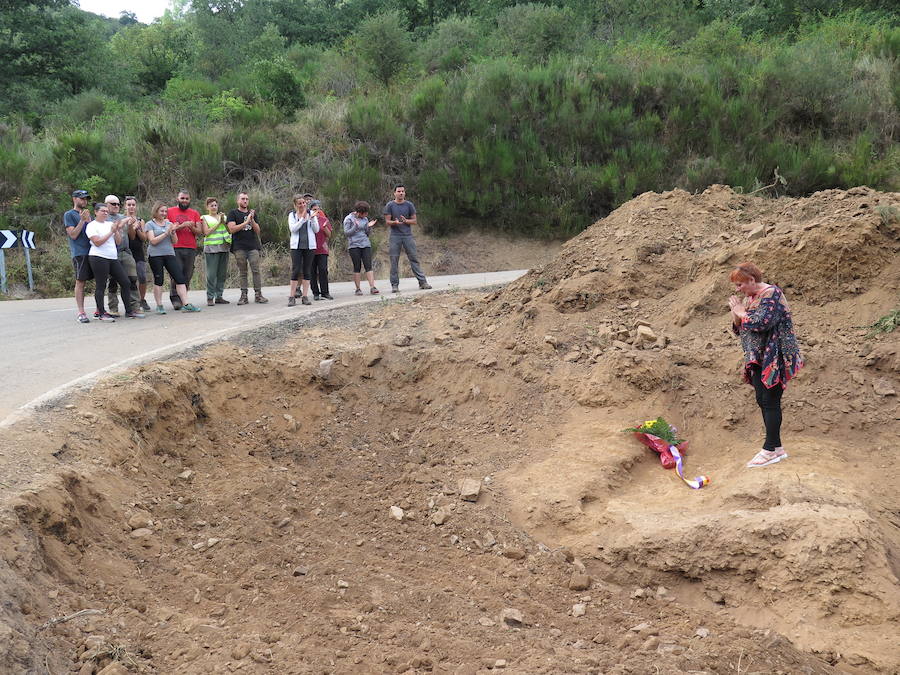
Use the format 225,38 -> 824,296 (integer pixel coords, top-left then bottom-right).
343,201 -> 380,295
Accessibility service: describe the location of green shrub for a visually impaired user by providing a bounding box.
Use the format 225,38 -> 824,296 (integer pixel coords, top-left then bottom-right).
419,16 -> 484,73
348,10 -> 416,85
491,4 -> 580,64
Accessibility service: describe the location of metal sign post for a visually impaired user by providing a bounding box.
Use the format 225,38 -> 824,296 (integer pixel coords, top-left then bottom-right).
0,229 -> 14,295
21,230 -> 35,291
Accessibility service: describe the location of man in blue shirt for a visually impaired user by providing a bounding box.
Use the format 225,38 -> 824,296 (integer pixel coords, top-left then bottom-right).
383,185 -> 431,293
64,189 -> 93,323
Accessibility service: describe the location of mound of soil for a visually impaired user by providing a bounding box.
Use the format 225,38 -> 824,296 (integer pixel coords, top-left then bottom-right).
0,185 -> 897,674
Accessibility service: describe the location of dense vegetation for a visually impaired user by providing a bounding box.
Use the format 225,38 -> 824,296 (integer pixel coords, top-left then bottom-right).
0,0 -> 898,292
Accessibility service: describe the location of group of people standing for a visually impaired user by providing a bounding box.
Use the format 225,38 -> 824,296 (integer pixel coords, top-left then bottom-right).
63,184 -> 431,322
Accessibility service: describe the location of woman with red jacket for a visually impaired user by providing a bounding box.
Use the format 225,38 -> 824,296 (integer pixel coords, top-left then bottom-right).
308,199 -> 333,300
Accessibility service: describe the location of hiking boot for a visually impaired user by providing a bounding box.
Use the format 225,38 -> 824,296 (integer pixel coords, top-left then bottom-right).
392,286 -> 400,293
77,313 -> 90,324
215,297 -> 229,304
140,299 -> 151,311
237,291 -> 249,305
288,296 -> 296,307
255,292 -> 268,304
321,294 -> 334,300
419,282 -> 432,290
171,299 -> 182,311
313,294 -> 321,301
207,298 -> 215,306
301,296 -> 311,306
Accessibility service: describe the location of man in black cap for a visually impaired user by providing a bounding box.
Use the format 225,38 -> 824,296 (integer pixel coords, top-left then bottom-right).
63,189 -> 94,323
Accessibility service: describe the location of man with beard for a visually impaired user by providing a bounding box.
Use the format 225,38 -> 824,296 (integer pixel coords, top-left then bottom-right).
63,189 -> 93,323
226,191 -> 268,305
384,185 -> 431,293
166,190 -> 202,310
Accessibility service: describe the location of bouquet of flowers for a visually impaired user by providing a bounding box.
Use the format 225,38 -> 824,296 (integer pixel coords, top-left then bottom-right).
624,417 -> 710,489
624,417 -> 688,469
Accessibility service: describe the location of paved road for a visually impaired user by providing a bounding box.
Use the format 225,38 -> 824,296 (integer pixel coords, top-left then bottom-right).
0,271 -> 526,426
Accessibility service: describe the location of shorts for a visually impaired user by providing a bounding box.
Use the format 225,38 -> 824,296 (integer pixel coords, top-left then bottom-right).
135,260 -> 148,284
290,248 -> 315,281
72,255 -> 95,282
349,246 -> 373,273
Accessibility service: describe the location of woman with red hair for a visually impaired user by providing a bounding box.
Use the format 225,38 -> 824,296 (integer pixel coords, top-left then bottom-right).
728,262 -> 803,467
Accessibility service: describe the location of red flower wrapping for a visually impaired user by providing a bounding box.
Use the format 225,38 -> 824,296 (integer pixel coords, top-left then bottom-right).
633,432 -> 689,470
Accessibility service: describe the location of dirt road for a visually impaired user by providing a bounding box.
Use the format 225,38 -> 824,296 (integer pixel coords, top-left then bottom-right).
0,271 -> 525,426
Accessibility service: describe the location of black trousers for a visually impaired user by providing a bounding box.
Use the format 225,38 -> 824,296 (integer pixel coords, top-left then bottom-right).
310,254 -> 329,296
89,256 -> 132,314
750,365 -> 783,450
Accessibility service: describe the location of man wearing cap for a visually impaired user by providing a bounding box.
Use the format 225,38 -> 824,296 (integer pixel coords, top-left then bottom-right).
64,189 -> 94,323
104,194 -> 142,317
166,190 -> 202,310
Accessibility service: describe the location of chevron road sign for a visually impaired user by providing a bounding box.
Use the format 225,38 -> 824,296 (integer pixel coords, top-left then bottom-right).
0,230 -> 37,293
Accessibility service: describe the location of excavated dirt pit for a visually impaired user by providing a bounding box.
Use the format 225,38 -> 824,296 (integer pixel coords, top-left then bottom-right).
0,185 -> 898,675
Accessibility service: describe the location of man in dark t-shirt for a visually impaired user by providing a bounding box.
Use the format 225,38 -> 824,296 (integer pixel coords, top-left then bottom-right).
226,191 -> 267,305
383,185 -> 430,292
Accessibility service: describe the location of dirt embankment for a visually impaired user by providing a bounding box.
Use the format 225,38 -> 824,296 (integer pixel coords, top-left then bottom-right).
0,185 -> 897,674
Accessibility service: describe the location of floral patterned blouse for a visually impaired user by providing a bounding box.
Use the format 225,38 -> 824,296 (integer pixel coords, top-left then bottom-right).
732,285 -> 803,389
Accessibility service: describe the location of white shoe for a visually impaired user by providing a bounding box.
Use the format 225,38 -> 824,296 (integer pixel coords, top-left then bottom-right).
747,448 -> 788,468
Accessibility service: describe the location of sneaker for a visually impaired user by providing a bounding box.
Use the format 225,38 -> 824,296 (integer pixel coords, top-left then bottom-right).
355,288 -> 363,296
156,305 -> 166,315
97,312 -> 116,322
172,300 -> 183,311
207,298 -> 215,306
288,296 -> 296,307
747,448 -> 788,468
140,299 -> 151,311
392,286 -> 400,293
181,303 -> 201,312
419,282 -> 432,290
255,293 -> 268,304
301,296 -> 311,306
370,288 -> 380,295
77,313 -> 90,324
93,310 -> 100,318
126,311 -> 145,319
322,294 -> 334,300
313,294 -> 322,301
215,297 -> 230,304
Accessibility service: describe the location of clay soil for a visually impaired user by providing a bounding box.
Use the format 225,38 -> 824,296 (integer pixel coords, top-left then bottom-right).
0,185 -> 897,675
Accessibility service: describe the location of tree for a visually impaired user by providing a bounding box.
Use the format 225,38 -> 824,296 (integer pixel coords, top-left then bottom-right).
119,10 -> 138,25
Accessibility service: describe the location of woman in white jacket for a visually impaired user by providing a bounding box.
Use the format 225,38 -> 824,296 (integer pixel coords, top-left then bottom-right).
287,194 -> 320,306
